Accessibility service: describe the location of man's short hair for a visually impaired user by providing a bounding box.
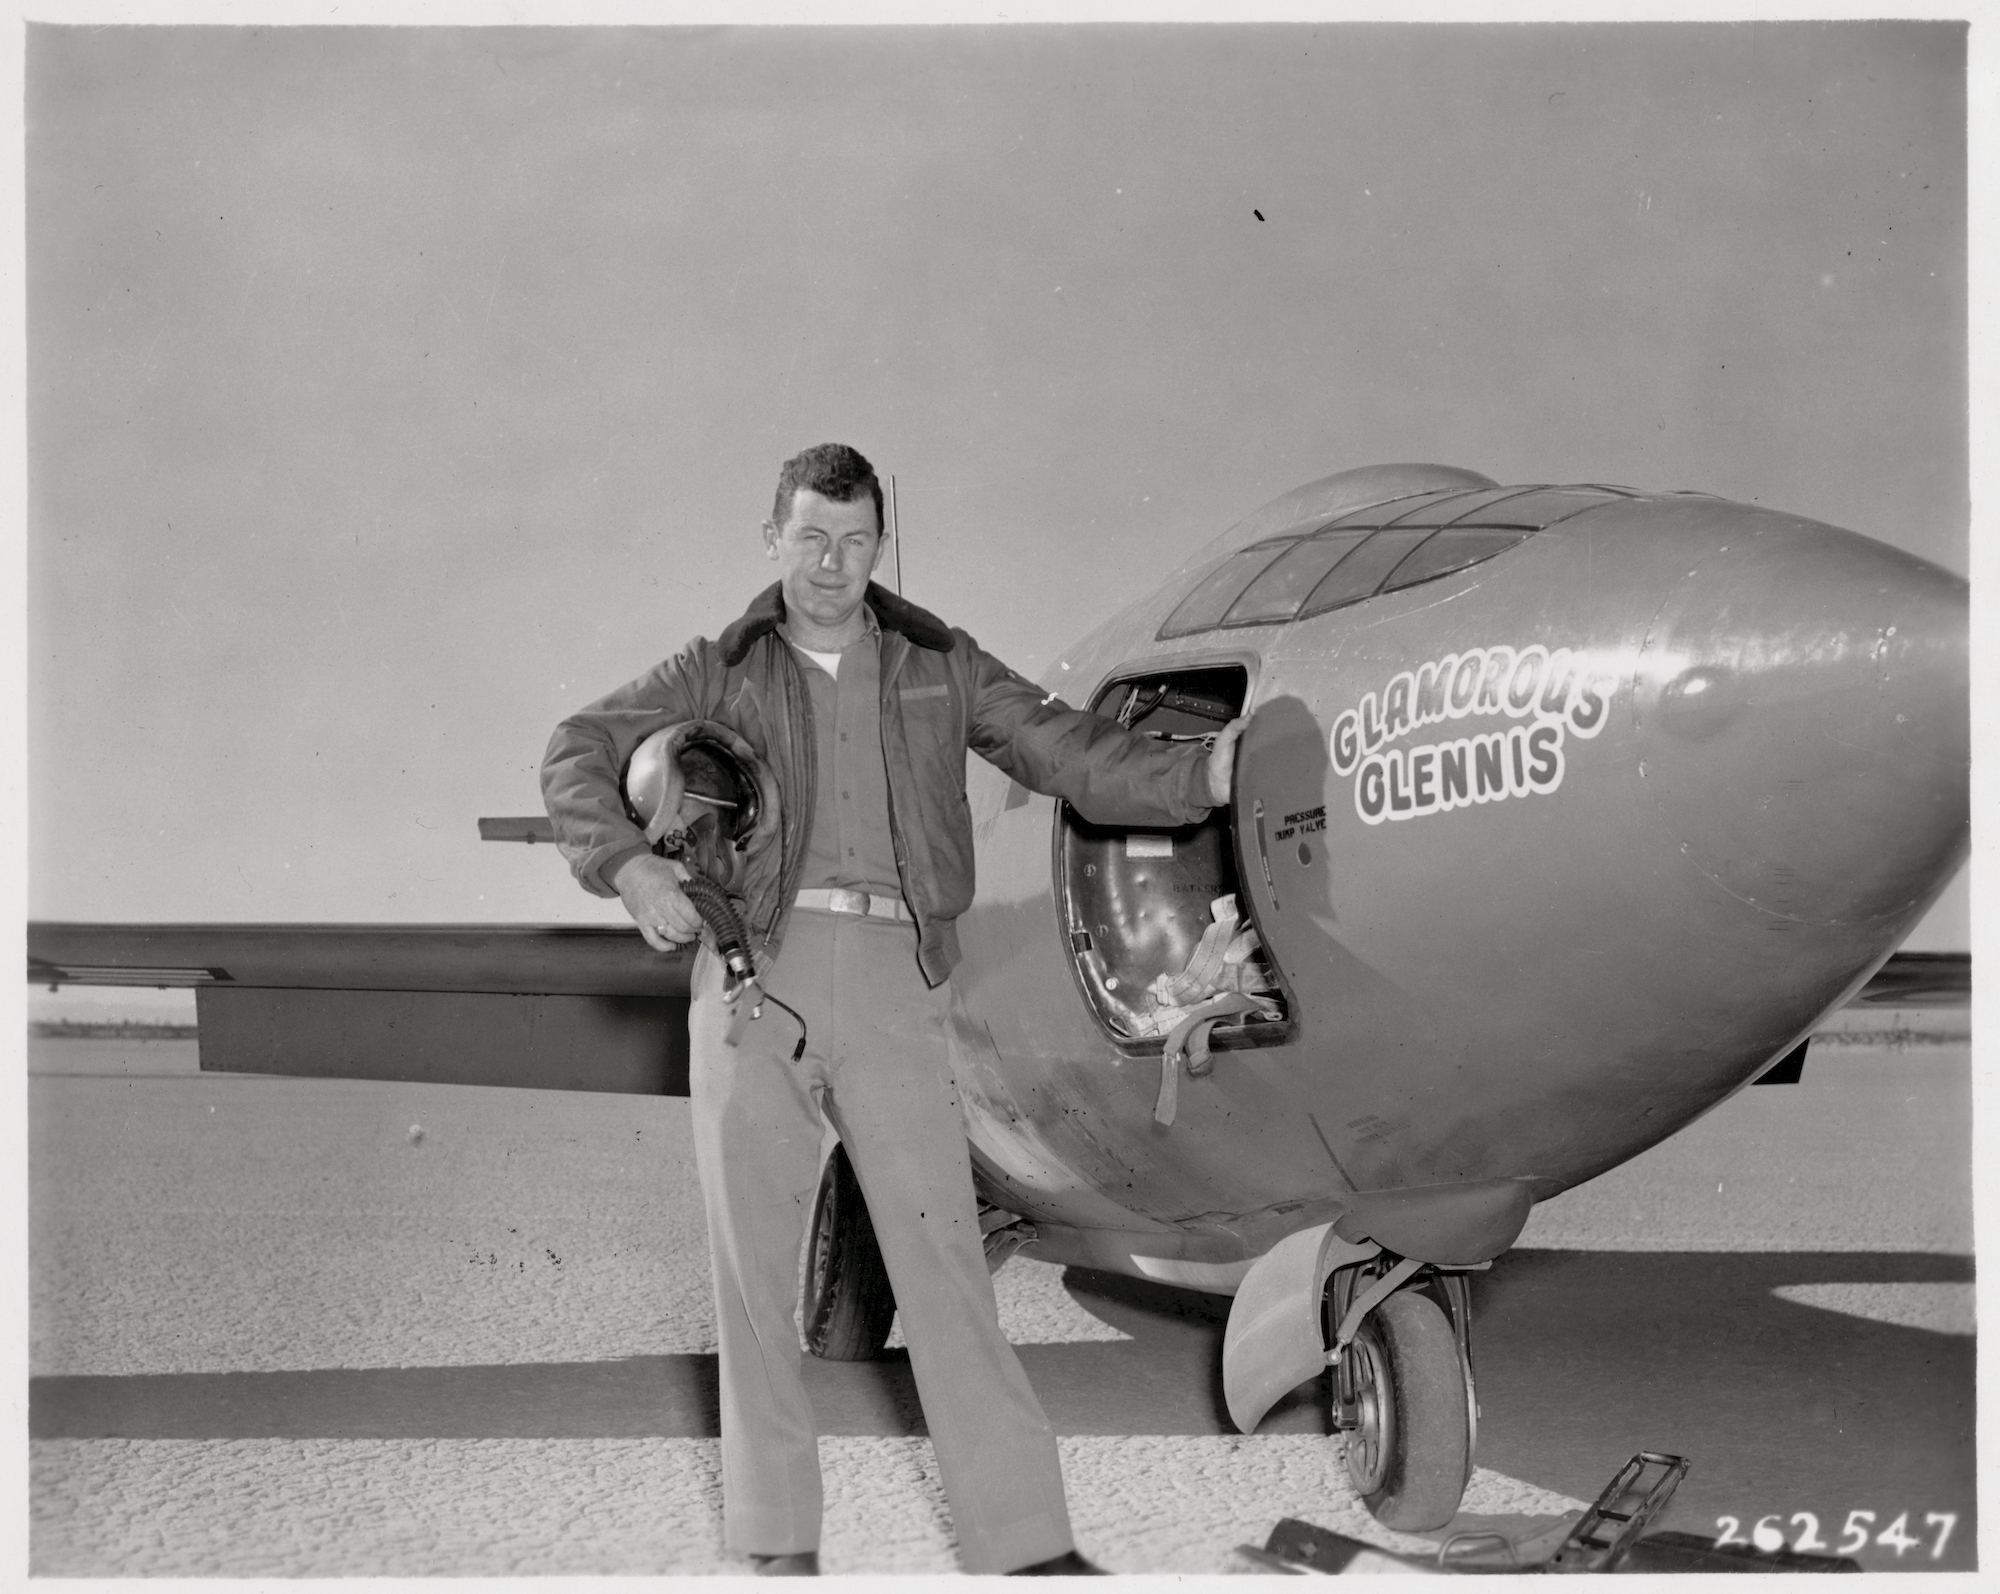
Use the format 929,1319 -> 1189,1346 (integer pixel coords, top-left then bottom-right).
771,443 -> 884,534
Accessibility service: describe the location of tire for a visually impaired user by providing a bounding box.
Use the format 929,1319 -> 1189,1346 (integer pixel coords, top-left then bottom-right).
1339,1290 -> 1471,1531
802,1144 -> 898,1360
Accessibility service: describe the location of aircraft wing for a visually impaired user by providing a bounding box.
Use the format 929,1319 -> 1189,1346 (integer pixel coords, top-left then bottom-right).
27,921 -> 694,1095
1845,950 -> 1970,1008
28,914 -> 1961,1099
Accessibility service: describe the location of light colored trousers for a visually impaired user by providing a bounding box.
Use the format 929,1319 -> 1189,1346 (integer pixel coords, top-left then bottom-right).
688,906 -> 1075,1573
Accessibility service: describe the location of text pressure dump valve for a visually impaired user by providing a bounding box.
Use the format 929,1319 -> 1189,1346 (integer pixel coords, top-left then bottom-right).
679,873 -> 808,1058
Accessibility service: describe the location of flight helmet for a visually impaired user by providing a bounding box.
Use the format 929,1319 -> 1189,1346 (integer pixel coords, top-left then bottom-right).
623,720 -> 779,894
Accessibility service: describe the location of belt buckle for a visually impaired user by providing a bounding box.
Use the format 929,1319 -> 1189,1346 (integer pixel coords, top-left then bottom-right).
826,887 -> 869,917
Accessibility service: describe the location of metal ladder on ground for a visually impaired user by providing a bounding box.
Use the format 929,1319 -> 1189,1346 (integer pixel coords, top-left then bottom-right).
1542,1450 -> 1690,1573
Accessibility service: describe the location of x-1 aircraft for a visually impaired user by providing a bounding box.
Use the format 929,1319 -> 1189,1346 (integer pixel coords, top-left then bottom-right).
31,463 -> 1970,1530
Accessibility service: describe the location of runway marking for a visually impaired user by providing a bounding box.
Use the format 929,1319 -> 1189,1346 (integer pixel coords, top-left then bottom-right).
1771,1282 -> 1975,1335
29,1435 -> 1582,1577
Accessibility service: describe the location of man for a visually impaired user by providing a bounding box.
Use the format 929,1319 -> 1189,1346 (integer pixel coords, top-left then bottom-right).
543,443 -> 1243,1576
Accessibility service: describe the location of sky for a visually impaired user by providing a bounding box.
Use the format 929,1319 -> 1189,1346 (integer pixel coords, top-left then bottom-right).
24,18 -> 1971,943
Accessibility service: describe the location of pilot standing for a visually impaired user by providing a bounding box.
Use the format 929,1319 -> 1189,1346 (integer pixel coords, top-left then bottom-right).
543,443 -> 1242,1576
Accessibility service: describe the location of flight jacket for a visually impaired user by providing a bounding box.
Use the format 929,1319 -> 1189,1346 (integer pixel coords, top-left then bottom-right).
541,581 -> 1217,986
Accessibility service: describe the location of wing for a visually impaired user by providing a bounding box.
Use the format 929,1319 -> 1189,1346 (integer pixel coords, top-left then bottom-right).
34,766 -> 1964,1108
1846,950 -> 1970,1008
28,921 -> 693,1095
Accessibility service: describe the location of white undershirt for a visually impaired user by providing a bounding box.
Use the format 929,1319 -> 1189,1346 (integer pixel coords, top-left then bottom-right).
792,643 -> 843,678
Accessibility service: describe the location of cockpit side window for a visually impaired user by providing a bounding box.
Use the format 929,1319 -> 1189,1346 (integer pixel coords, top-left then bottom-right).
1154,484 -> 1631,640
1296,525 -> 1436,618
1157,538 -> 1299,639
1381,527 -> 1533,593
1219,530 -> 1372,627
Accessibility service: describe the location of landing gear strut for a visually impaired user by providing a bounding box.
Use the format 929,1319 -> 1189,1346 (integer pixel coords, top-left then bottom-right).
1329,1261 -> 1477,1531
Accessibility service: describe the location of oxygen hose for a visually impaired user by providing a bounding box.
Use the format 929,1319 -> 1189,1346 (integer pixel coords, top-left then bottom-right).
677,872 -> 808,1060
676,873 -> 753,979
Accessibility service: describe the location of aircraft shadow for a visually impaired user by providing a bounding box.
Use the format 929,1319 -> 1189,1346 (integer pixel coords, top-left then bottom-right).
32,1245 -> 1975,1555
25,1265 -> 1265,1444
1470,1248 -> 1975,1553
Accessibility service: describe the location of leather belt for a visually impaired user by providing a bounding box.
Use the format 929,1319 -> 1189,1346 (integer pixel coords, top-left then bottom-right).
794,887 -> 913,922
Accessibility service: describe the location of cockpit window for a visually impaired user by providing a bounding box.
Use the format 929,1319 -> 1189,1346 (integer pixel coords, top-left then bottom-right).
1219,530 -> 1372,627
1445,485 -> 1629,528
1297,525 -> 1436,618
1154,484 -> 1631,640
1156,537 -> 1299,639
1368,488 -> 1494,526
1381,527 -> 1532,592
1376,485 -> 1541,525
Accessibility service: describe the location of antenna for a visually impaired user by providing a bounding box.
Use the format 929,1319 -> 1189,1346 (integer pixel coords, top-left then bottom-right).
890,473 -> 904,595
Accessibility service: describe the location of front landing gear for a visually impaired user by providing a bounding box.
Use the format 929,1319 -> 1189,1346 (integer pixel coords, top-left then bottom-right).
1329,1263 -> 1478,1531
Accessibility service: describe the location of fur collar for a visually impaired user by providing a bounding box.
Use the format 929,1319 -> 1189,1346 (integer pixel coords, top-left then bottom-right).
718,581 -> 955,666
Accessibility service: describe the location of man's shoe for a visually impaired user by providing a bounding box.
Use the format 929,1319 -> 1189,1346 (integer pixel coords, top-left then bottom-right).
748,1551 -> 819,1576
1009,1549 -> 1106,1575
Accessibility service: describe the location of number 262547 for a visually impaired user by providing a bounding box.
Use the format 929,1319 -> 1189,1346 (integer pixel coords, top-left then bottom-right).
1714,1510 -> 1956,1560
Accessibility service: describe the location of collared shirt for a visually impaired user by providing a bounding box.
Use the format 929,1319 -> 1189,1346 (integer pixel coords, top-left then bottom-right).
791,613 -> 905,903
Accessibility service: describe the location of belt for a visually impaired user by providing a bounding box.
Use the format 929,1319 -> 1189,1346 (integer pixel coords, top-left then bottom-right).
793,887 -> 913,922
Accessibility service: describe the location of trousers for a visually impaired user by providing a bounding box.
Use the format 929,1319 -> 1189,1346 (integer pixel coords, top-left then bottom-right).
687,905 -> 1075,1573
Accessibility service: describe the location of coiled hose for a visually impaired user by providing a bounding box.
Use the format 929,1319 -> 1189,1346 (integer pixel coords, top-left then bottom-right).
678,873 -> 753,980
679,872 -> 808,1059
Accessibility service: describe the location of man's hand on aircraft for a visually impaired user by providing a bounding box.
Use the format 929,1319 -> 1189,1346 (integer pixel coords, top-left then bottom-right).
1206,716 -> 1250,806
609,852 -> 705,952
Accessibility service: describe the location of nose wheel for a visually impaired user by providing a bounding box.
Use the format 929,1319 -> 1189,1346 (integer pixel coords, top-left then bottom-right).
1332,1283 -> 1473,1531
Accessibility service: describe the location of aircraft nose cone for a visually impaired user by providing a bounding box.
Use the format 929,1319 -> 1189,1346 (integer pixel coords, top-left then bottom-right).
1633,518 -> 1967,927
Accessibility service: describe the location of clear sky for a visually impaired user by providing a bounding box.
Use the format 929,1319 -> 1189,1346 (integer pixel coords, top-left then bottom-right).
26,19 -> 1970,942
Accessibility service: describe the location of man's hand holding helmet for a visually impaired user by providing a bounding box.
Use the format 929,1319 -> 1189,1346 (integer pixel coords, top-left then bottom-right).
609,852 -> 705,951
616,720 -> 779,955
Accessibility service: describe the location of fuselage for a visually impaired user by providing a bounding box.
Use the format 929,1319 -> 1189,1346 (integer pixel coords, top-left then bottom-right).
948,465 -> 1968,1279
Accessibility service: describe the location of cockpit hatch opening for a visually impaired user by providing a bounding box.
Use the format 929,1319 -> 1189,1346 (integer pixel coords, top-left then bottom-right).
1056,664 -> 1291,1053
